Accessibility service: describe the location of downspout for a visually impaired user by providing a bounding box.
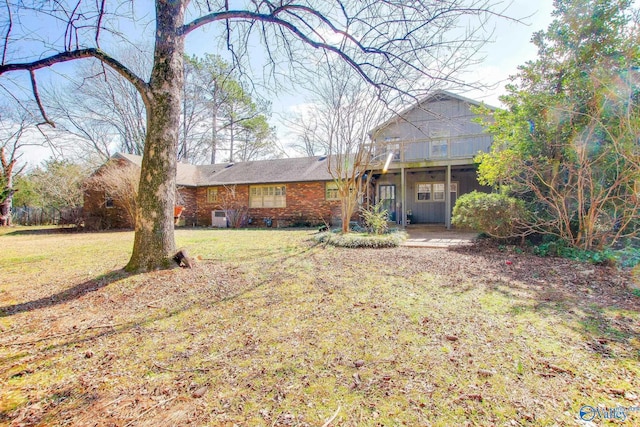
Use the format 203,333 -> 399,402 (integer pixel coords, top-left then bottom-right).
445,164 -> 451,229
401,166 -> 406,228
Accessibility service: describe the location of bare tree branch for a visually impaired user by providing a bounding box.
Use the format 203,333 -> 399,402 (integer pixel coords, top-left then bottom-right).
0,48 -> 150,104
1,0 -> 12,66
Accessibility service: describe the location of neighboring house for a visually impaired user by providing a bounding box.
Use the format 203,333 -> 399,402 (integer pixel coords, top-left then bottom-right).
369,90 -> 493,228
84,153 -> 345,228
84,90 -> 493,229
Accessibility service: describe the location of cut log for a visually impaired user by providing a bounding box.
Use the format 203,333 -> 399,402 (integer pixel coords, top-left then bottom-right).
173,248 -> 193,268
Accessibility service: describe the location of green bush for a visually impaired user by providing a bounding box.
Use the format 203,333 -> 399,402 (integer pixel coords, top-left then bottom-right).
361,202 -> 389,235
452,191 -> 527,238
313,230 -> 407,248
533,239 -> 640,267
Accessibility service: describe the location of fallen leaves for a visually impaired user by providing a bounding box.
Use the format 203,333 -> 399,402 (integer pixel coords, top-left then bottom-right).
1,230 -> 639,426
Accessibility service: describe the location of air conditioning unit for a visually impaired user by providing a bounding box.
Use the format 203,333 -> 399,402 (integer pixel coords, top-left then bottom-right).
211,210 -> 228,228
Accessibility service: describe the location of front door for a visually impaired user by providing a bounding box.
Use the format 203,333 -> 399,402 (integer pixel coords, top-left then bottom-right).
378,184 -> 396,222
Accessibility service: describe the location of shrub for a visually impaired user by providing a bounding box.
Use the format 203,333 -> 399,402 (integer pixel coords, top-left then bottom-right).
361,202 -> 389,235
452,191 -> 527,238
313,230 -> 407,248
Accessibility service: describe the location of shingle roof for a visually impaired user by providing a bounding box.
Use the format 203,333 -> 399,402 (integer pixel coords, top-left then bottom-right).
112,153 -> 334,187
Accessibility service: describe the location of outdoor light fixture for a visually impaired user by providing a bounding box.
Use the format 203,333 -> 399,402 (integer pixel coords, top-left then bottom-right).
382,151 -> 394,173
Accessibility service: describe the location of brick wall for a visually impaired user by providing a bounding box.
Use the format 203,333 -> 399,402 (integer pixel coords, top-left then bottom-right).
195,182 -> 341,227
83,187 -> 134,229
177,187 -> 198,226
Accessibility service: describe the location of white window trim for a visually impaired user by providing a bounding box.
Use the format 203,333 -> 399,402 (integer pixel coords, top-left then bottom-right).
416,181 -> 457,203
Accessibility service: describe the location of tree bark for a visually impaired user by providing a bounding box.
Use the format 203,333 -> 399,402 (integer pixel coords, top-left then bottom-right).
125,0 -> 186,272
0,147 -> 16,227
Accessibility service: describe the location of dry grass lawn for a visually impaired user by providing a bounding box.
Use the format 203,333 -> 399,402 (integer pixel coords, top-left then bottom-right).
1,227 -> 639,426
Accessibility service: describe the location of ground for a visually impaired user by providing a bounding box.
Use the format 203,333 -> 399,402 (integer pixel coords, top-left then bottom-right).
0,227 -> 639,426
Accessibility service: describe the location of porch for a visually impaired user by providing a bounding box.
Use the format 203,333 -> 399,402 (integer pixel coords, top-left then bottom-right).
372,164 -> 489,228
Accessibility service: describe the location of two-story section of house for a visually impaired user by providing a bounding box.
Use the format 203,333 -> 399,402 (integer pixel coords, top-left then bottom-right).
369,90 -> 493,228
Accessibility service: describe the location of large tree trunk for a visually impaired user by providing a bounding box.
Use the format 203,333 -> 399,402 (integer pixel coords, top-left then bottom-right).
125,0 -> 186,272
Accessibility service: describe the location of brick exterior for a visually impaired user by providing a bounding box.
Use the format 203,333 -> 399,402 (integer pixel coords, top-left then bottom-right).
196,182 -> 342,227
83,159 -> 136,230
83,187 -> 134,230
177,187 -> 198,226
84,161 -> 365,229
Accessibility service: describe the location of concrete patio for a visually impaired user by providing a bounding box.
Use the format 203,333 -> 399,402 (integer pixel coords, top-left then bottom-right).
402,225 -> 478,248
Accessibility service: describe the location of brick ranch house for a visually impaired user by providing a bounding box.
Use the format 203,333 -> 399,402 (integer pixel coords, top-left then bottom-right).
84,90 -> 493,229
84,153 -> 348,229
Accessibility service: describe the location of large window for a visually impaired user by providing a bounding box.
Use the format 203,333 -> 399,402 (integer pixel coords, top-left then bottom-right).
416,182 -> 457,202
250,185 -> 286,208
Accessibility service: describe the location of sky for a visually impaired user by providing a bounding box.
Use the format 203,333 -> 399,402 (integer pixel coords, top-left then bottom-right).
5,0 -> 557,166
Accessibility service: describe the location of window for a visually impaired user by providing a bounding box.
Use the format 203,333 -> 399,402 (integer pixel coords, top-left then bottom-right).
433,183 -> 445,201
417,182 -> 458,202
326,182 -> 339,200
431,140 -> 448,157
430,129 -> 449,158
105,193 -> 114,208
250,185 -> 286,208
417,183 -> 431,201
207,187 -> 218,203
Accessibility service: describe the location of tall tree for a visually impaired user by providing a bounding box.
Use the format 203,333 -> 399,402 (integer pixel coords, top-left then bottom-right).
295,62 -> 388,233
477,0 -> 640,249
1,0 -> 506,271
47,49 -> 151,162
0,107 -> 44,226
184,54 -> 276,164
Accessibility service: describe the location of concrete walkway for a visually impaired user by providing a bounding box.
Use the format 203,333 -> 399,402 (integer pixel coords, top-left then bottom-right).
402,225 -> 478,248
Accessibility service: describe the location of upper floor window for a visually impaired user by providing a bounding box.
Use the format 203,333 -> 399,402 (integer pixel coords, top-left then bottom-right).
250,185 -> 286,208
430,129 -> 450,158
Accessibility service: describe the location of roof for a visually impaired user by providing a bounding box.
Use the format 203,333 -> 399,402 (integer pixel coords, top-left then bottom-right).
112,153 -> 335,187
369,89 -> 497,136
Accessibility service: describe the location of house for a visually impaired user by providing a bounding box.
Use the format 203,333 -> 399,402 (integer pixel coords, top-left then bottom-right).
83,153 -> 346,229
83,90 -> 493,229
368,90 -> 493,228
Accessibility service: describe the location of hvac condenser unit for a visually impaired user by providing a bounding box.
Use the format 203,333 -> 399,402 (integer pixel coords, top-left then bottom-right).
211,210 -> 228,228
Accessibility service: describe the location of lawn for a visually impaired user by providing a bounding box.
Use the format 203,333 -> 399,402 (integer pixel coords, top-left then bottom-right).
0,227 -> 639,426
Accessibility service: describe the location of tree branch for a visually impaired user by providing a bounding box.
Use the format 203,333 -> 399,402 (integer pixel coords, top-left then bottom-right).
181,10 -> 380,89
1,0 -> 12,65
0,48 -> 150,105
30,70 -> 55,127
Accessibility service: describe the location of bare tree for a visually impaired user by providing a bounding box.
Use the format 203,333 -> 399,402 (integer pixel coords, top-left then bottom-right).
0,107 -> 45,226
286,109 -> 329,157
45,49 -> 151,162
0,0 -> 509,271
296,62 -> 388,232
86,160 -> 139,227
